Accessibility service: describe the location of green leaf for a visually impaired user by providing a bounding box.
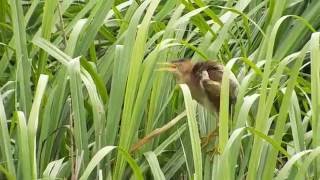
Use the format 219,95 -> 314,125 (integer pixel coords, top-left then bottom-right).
27,74 -> 49,179
180,84 -> 202,180
80,146 -> 143,180
0,94 -> 15,176
9,0 -> 32,117
144,152 -> 166,180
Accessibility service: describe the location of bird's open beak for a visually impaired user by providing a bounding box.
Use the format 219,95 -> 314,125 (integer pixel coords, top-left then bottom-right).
155,62 -> 177,72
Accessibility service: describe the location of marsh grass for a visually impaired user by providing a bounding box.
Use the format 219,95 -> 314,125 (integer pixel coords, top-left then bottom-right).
0,0 -> 320,179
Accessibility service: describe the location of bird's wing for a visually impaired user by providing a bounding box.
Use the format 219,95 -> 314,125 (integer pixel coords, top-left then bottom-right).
204,63 -> 238,104
194,61 -> 238,105
200,70 -> 221,95
200,76 -> 221,111
201,78 -> 221,95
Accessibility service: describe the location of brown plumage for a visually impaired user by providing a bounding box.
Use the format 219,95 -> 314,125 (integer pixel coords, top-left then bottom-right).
159,58 -> 238,113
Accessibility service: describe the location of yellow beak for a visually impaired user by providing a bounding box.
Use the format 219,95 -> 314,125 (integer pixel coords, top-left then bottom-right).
155,62 -> 177,72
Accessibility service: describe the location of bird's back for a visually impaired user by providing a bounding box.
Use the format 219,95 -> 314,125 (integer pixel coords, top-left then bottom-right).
192,61 -> 224,82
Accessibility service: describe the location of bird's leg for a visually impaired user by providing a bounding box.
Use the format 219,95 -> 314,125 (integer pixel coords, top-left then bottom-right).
207,146 -> 221,159
201,127 -> 219,148
206,121 -> 221,157
207,129 -> 222,158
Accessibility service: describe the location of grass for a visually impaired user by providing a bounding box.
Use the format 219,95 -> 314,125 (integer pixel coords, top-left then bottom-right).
0,0 -> 320,179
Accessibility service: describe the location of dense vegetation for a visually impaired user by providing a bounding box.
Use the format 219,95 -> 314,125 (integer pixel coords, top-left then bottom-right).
1,0 -> 320,179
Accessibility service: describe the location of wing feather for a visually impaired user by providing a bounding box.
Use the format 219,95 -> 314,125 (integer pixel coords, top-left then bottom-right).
193,61 -> 238,111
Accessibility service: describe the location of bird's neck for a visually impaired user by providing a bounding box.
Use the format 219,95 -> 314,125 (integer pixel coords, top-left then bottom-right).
186,75 -> 202,101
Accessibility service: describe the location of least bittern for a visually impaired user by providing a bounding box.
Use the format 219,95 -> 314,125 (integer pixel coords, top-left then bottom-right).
158,58 -> 238,113
158,58 -> 239,152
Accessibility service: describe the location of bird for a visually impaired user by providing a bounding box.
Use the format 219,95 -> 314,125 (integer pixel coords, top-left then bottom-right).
158,58 -> 239,113
157,58 -> 239,152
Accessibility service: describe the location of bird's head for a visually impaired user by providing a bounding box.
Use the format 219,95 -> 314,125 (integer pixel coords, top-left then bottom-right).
157,58 -> 194,83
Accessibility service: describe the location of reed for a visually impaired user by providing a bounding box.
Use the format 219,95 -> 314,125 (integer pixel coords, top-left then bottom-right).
0,0 -> 320,179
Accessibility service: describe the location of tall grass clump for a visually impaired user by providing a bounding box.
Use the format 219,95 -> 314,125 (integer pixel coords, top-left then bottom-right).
0,0 -> 320,179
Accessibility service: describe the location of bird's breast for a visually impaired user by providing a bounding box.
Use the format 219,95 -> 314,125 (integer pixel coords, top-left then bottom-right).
187,83 -> 217,112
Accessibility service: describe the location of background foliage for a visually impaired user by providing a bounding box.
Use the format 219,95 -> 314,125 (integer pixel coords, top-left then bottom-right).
0,0 -> 320,179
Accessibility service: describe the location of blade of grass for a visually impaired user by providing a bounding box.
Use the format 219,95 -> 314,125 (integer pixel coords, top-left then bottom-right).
217,128 -> 246,180
288,90 -> 305,152
38,68 -> 69,172
136,123 -> 188,175
80,58 -> 108,104
310,32 -> 320,177
295,147 -> 320,179
262,41 -> 309,180
105,1 -> 149,149
33,37 -> 71,65
144,152 -> 166,180
0,94 -> 15,176
81,69 -> 106,152
37,0 -> 59,75
248,15 -> 301,179
79,146 -> 116,180
43,157 -> 65,178
15,111 -> 32,179
205,0 -> 251,59
274,1 -> 320,60
9,0 -> 32,117
180,84 -> 202,180
0,0 -> 41,74
218,67 -> 230,152
53,0 -> 97,46
79,146 -> 143,180
0,164 -> 14,180
247,127 -> 290,158
74,0 -> 115,56
105,45 -> 124,146
162,150 -> 185,179
68,58 -> 89,166
275,150 -> 311,180
0,0 -> 7,26
114,0 -> 161,178
144,5 -> 185,150
27,74 -> 49,179
235,94 -> 259,128
65,19 -> 87,56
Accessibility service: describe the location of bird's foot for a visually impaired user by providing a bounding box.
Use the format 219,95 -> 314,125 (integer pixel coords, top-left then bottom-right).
207,146 -> 221,160
200,128 -> 219,148
200,136 -> 210,149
